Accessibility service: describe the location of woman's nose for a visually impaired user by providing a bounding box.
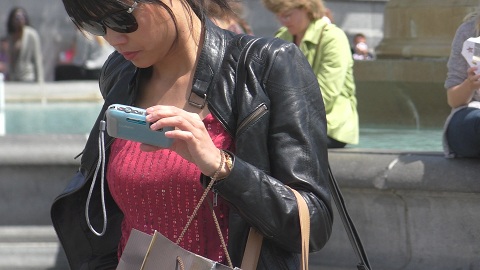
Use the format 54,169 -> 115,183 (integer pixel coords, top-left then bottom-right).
103,28 -> 127,47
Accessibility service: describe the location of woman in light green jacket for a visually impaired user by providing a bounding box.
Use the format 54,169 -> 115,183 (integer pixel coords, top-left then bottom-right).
262,0 -> 358,147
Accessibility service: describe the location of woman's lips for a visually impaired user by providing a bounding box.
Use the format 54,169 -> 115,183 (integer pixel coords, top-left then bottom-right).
120,51 -> 139,60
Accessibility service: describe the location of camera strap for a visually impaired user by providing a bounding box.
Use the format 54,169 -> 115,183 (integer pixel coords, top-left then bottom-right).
85,120 -> 108,236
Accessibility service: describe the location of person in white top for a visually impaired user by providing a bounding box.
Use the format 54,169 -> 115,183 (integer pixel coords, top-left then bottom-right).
6,7 -> 44,82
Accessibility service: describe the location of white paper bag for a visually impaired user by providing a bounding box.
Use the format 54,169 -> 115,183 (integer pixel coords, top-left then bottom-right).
462,36 -> 480,73
116,229 -> 240,270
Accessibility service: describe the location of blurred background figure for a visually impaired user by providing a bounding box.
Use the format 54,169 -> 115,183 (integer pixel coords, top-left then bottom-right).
55,30 -> 114,81
262,0 -> 359,148
207,0 -> 253,34
0,37 -> 8,79
352,33 -> 374,60
6,6 -> 44,82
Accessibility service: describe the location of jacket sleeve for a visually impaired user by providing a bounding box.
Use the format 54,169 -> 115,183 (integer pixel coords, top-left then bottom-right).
213,39 -> 333,253
445,19 -> 474,90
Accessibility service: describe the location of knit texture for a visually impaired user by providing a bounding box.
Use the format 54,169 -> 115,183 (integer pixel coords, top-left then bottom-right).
107,114 -> 233,263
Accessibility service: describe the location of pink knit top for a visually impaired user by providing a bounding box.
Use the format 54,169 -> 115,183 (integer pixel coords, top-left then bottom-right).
107,114 -> 233,263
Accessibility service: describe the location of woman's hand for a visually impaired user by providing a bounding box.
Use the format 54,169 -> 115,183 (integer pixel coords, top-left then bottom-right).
447,66 -> 480,108
141,105 -> 223,177
466,66 -> 480,89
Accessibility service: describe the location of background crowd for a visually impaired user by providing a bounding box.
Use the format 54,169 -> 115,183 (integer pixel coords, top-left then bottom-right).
0,2 -> 376,84
0,5 -> 114,82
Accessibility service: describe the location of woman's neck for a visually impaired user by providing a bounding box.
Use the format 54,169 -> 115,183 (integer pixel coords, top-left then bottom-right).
136,16 -> 206,114
151,12 -> 203,80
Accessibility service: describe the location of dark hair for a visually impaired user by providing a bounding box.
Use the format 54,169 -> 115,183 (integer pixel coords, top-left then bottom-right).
352,33 -> 366,44
207,0 -> 253,35
7,7 -> 30,34
353,33 -> 365,39
62,0 -> 233,36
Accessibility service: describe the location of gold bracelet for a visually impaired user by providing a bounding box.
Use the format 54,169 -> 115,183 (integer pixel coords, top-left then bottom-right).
215,150 -> 233,181
210,148 -> 225,181
223,150 -> 233,171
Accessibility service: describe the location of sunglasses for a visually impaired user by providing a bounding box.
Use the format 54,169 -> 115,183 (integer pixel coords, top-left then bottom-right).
75,1 -> 139,36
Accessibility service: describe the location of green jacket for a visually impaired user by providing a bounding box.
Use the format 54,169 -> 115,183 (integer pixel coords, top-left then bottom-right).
276,19 -> 359,144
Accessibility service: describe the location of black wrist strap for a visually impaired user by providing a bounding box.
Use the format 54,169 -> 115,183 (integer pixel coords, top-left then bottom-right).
328,165 -> 372,270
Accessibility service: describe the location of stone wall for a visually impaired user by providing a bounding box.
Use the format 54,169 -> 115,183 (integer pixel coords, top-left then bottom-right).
313,149 -> 480,270
1,134 -> 479,269
376,0 -> 478,58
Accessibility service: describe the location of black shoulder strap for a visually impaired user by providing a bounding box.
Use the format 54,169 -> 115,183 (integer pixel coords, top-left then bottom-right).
234,34 -> 372,270
328,165 -> 372,270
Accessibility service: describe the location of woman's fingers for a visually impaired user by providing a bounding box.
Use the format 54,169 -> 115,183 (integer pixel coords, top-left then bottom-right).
143,105 -> 220,176
146,106 -> 201,130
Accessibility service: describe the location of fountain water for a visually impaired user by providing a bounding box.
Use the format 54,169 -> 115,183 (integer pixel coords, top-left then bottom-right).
355,0 -> 478,130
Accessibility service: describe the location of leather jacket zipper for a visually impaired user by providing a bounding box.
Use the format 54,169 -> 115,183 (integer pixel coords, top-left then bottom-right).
237,103 -> 268,135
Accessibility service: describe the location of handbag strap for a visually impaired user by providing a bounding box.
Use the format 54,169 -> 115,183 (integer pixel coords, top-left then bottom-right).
176,150 -> 234,268
240,228 -> 263,270
234,33 -> 370,270
235,35 -> 307,270
176,36 -> 265,270
241,187 -> 310,270
241,168 -> 374,270
289,187 -> 310,270
328,165 -> 372,270
307,21 -> 373,270
313,22 -> 372,269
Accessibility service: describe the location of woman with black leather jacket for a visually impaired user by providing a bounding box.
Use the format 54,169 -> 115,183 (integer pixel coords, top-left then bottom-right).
51,0 -> 333,269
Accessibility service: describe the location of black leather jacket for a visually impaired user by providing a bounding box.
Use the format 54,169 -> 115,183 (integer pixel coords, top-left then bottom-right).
51,19 -> 333,270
